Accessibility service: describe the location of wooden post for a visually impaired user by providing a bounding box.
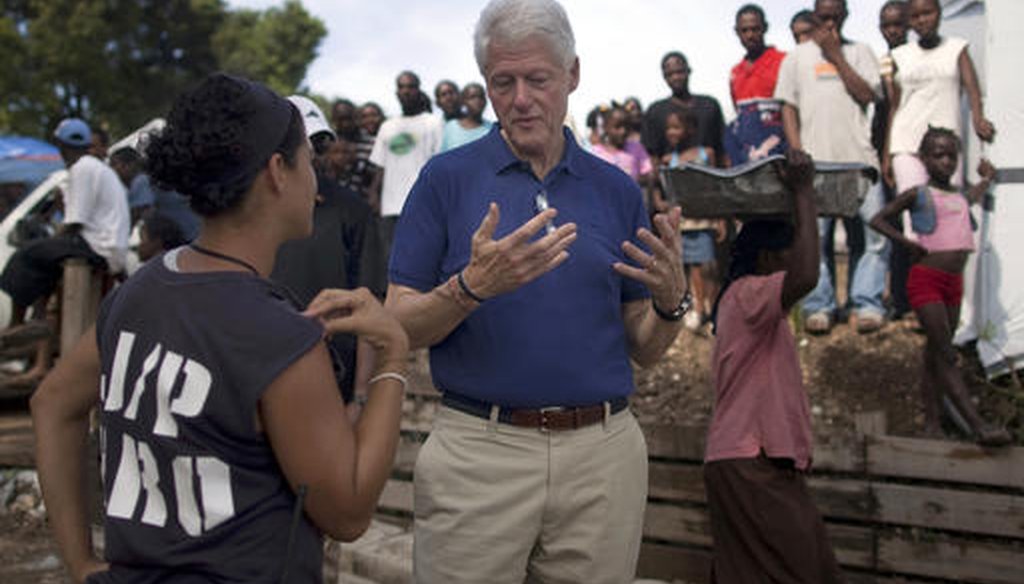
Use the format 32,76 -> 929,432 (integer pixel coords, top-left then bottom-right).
60,258 -> 102,355
60,258 -> 106,529
853,410 -> 886,574
854,411 -> 888,438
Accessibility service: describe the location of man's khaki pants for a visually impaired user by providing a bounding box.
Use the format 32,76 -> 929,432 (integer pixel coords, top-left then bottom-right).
413,404 -> 648,584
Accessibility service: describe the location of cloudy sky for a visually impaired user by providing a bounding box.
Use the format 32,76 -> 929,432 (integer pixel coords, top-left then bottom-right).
228,0 -> 893,124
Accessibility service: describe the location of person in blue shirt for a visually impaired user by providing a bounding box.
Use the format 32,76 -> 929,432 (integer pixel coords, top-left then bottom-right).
385,1 -> 689,582
441,82 -> 494,151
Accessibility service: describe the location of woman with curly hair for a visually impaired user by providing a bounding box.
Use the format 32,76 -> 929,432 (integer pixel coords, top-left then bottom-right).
30,73 -> 409,583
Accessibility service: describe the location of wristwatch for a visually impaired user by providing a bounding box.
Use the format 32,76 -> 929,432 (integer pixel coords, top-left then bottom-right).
653,290 -> 693,322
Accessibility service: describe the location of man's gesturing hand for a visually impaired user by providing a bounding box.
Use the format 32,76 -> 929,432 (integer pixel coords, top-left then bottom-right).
613,207 -> 687,312
461,202 -> 578,300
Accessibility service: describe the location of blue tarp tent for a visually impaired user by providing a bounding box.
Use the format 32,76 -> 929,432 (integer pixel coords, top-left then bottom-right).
0,135 -> 64,190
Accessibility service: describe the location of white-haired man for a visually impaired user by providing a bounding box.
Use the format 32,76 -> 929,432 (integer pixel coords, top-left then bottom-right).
385,0 -> 689,581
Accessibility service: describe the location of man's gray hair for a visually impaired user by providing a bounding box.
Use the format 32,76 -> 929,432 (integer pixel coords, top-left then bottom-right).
474,0 -> 577,74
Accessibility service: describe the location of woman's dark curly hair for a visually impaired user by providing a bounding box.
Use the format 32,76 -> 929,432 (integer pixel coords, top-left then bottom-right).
144,73 -> 305,217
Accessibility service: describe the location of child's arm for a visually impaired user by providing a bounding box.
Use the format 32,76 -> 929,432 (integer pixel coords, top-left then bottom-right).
782,104 -> 802,151
966,159 -> 997,205
779,149 -> 820,311
650,181 -> 670,213
869,189 -> 927,263
704,146 -> 717,168
881,74 -> 902,188
959,48 -> 996,142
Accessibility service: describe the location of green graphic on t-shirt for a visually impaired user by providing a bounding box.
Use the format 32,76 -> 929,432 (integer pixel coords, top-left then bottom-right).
389,132 -> 417,155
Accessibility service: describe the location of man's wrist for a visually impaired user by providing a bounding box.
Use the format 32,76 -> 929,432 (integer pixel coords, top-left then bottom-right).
457,270 -> 487,303
652,290 -> 693,322
446,273 -> 481,312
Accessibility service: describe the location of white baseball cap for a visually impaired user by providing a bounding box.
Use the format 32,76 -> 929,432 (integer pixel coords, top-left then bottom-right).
287,95 -> 335,140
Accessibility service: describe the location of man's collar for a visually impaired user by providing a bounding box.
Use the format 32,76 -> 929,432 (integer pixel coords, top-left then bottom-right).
482,125 -> 584,179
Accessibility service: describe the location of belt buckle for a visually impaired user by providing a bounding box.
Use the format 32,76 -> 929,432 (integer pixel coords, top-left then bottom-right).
538,406 -> 564,432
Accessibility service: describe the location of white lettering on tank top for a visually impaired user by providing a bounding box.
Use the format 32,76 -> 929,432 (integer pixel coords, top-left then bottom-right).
102,331 -> 135,410
101,329 -> 234,537
123,343 -> 162,421
136,440 -> 167,526
107,434 -> 140,520
153,351 -> 184,437
197,457 -> 234,532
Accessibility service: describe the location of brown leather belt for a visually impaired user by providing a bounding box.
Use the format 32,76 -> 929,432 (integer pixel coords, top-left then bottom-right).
441,392 -> 629,432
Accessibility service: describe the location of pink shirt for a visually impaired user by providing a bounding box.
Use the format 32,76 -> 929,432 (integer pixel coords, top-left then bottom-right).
592,141 -> 652,183
705,272 -> 813,470
918,187 -> 975,253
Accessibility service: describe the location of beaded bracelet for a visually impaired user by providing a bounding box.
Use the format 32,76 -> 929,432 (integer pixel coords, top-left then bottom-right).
369,371 -> 408,392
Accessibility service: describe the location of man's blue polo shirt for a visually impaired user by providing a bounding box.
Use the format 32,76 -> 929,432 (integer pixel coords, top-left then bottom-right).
389,126 -> 651,408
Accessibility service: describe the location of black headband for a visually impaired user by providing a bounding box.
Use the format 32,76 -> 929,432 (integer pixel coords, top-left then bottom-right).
213,73 -> 295,188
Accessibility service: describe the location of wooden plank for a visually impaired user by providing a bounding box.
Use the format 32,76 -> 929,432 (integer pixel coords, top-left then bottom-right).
642,424 -> 706,461
378,480 -> 413,515
0,437 -> 34,467
399,419 -> 433,435
873,483 -> 1024,540
650,463 -> 1024,540
643,423 -> 864,472
636,542 -> 897,584
877,532 -> 1024,584
392,436 -> 421,475
0,415 -> 33,432
643,503 -> 711,547
867,435 -> 1024,489
806,477 -> 877,522
855,411 -> 888,437
636,541 -> 711,584
814,440 -> 865,473
648,462 -> 704,504
643,502 -> 874,569
0,413 -> 34,467
828,524 -> 875,569
648,464 -> 876,524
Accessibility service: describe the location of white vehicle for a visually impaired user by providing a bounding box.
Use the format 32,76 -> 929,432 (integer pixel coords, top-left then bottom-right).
0,119 -> 165,328
0,169 -> 68,328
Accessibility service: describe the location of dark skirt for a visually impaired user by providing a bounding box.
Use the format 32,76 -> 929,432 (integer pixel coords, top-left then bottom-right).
704,456 -> 843,583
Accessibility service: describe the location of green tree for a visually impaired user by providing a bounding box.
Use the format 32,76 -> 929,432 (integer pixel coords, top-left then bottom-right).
212,0 -> 326,97
0,0 -> 325,140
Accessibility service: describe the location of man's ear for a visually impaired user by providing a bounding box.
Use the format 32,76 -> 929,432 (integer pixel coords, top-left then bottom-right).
568,57 -> 580,94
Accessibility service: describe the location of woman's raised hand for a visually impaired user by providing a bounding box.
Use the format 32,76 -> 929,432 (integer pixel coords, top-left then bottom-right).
303,288 -> 409,365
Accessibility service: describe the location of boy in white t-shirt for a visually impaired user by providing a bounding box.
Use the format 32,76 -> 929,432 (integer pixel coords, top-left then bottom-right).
368,70 -> 443,262
0,118 -> 130,382
775,0 -> 889,335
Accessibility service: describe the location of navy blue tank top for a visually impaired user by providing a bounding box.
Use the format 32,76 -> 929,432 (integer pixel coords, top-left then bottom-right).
90,250 -> 325,583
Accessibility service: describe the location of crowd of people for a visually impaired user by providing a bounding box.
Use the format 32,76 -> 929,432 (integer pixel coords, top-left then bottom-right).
8,0 -> 1013,583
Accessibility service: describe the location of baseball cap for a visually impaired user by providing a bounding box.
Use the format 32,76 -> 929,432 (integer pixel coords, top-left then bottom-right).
53,118 -> 92,148
287,95 -> 335,140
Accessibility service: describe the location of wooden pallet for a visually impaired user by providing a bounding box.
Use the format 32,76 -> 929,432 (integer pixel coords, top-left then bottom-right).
381,398 -> 1024,584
